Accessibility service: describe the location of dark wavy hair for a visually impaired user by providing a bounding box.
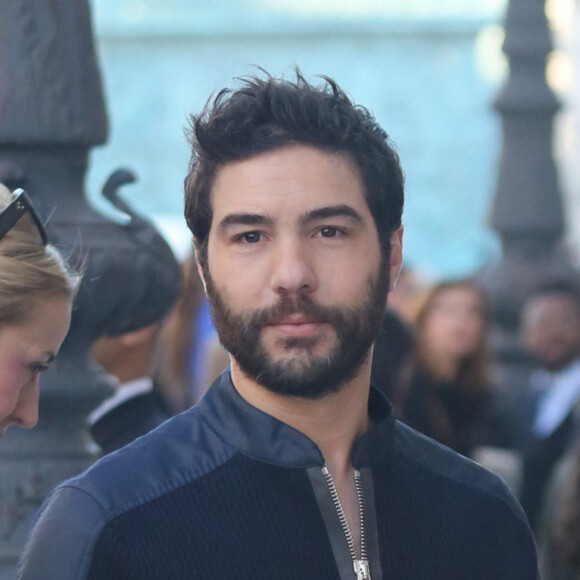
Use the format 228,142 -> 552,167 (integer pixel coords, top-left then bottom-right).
184,69 -> 404,268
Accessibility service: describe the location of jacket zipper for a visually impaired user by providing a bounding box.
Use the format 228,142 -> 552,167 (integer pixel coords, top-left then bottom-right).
321,467 -> 371,580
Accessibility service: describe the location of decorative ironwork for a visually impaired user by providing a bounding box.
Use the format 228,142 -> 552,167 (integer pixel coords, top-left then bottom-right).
478,0 -> 580,394
0,2 -> 181,575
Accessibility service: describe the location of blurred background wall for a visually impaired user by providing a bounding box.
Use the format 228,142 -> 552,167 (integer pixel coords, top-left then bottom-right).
86,0 -> 525,279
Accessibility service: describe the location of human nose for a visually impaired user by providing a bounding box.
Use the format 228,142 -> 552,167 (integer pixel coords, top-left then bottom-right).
10,380 -> 40,429
270,238 -> 317,296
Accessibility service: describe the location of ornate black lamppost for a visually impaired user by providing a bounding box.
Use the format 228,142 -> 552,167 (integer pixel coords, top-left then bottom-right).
0,3 -> 181,575
478,0 -> 579,394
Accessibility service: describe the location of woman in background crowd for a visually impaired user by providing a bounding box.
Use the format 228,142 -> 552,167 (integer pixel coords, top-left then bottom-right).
0,184 -> 78,436
398,279 -> 491,457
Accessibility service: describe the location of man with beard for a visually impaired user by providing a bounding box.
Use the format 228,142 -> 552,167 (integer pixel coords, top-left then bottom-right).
516,282 -> 580,532
20,72 -> 538,579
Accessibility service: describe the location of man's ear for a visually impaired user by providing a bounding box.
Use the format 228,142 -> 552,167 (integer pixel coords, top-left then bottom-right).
388,226 -> 404,293
193,237 -> 208,295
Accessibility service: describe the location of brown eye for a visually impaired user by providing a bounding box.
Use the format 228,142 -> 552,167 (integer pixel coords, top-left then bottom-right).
235,231 -> 263,244
243,232 -> 261,243
317,226 -> 344,238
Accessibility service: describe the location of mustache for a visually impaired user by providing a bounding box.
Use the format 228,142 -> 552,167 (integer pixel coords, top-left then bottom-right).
250,295 -> 339,327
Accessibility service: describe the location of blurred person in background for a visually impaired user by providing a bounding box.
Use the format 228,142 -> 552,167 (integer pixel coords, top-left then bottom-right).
369,265 -> 423,402
0,183 -> 78,436
385,264 -> 429,324
156,251 -> 229,412
398,279 -> 492,457
538,437 -> 580,580
87,199 -> 182,455
516,282 -> 580,532
89,322 -> 173,455
370,309 -> 414,402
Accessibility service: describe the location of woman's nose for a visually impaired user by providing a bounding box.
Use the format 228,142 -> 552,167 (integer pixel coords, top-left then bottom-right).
11,380 -> 40,429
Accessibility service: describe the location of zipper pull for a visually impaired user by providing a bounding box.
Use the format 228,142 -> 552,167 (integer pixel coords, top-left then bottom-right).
354,559 -> 371,580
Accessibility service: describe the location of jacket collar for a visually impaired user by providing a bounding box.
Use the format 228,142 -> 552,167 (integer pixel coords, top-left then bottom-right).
197,370 -> 395,469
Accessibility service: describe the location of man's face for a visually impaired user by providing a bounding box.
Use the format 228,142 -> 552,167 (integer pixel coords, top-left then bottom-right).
201,144 -> 402,398
521,292 -> 580,371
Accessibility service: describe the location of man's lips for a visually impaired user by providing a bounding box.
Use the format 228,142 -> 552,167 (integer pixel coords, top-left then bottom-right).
266,314 -> 325,336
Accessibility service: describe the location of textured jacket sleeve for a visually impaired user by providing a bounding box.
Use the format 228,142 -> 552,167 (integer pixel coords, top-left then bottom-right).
18,485 -> 106,580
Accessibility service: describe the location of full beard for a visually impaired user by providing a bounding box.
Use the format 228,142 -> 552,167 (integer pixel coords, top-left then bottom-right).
203,259 -> 389,399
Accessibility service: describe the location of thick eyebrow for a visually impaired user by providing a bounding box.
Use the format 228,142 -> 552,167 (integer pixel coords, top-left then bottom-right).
300,205 -> 364,225
43,352 -> 56,364
216,205 -> 363,234
217,213 -> 273,233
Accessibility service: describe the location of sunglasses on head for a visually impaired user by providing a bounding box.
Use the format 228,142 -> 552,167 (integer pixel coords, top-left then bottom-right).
0,188 -> 48,246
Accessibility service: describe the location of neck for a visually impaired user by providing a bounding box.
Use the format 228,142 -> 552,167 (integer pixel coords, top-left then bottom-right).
230,355 -> 372,474
424,349 -> 459,383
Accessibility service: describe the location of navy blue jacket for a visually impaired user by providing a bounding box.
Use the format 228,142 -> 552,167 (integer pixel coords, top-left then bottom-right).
89,388 -> 170,455
19,372 -> 538,579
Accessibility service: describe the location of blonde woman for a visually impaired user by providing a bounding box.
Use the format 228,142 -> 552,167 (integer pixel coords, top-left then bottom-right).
0,184 -> 78,435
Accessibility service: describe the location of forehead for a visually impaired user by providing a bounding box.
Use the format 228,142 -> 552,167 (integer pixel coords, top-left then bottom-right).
433,286 -> 479,303
523,293 -> 580,325
426,286 -> 482,316
4,294 -> 72,346
209,145 -> 370,220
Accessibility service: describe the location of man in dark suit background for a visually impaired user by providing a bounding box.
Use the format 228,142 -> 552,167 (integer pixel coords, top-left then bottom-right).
86,201 -> 182,455
89,322 -> 173,454
517,282 -> 580,531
